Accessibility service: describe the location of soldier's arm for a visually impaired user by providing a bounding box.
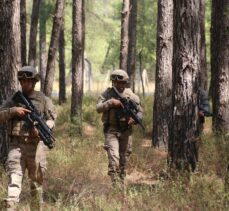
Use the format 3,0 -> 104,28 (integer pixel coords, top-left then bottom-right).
137,102 -> 143,120
44,97 -> 57,129
132,94 -> 143,120
0,107 -> 30,123
96,94 -> 113,113
96,87 -> 120,113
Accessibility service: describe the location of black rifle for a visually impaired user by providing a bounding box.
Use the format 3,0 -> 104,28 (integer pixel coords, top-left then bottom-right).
12,91 -> 56,149
201,109 -> 225,122
112,86 -> 145,131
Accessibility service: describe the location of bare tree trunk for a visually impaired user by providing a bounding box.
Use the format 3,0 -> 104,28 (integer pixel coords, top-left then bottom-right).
28,0 -> 42,66
71,0 -> 85,133
119,0 -> 130,71
169,0 -> 200,171
212,0 -> 229,133
39,0 -> 47,92
209,0 -> 219,99
44,0 -> 65,97
152,0 -> 173,150
0,0 -> 20,161
127,0 -> 137,90
101,42 -> 111,72
59,21 -> 66,105
139,51 -> 145,96
20,0 -> 27,66
199,0 -> 208,90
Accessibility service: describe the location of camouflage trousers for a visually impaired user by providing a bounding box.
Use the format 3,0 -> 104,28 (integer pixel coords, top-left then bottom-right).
104,128 -> 132,183
5,137 -> 47,210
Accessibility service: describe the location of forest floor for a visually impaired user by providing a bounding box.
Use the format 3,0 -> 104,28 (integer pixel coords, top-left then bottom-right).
0,94 -> 229,210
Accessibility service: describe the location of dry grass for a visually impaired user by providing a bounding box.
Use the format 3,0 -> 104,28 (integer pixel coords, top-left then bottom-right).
0,95 -> 229,210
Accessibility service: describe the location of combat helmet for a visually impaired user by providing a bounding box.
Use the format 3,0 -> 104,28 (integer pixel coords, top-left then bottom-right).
110,69 -> 129,82
17,66 -> 40,82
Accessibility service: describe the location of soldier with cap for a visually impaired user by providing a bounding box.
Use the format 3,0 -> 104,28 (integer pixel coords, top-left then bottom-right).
0,66 -> 56,210
96,69 -> 143,187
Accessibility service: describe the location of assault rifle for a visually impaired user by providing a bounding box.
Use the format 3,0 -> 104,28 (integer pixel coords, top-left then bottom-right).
112,86 -> 145,131
201,108 -> 225,122
12,91 -> 56,149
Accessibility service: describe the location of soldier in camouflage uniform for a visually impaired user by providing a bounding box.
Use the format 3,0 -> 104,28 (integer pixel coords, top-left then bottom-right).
0,66 -> 56,210
96,69 -> 143,186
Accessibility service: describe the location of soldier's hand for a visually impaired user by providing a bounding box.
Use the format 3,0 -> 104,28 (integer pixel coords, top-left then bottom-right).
11,107 -> 31,117
29,127 -> 39,138
128,117 -> 135,125
198,111 -> 204,117
111,98 -> 123,108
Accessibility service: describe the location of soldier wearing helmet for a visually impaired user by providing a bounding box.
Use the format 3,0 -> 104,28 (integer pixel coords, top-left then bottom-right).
96,69 -> 143,188
0,66 -> 56,210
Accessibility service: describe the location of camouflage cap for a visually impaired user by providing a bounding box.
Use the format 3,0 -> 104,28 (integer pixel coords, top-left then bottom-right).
18,66 -> 40,82
110,69 -> 129,82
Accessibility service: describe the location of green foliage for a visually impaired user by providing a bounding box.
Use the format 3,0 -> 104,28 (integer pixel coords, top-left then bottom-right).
137,0 -> 157,78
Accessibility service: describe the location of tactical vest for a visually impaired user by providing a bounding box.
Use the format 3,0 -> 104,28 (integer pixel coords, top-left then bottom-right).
8,91 -> 46,137
102,88 -> 140,130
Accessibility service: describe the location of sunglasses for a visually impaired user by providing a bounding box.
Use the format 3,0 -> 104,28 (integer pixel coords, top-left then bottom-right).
18,71 -> 34,79
110,75 -> 125,81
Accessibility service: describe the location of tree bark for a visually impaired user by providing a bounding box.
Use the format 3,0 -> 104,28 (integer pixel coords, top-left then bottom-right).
209,0 -> 218,100
28,0 -> 42,66
199,0 -> 208,91
119,0 -> 130,71
59,21 -> 66,105
0,0 -> 20,161
139,51 -> 145,96
127,0 -> 137,90
44,0 -> 65,97
101,42 -> 111,72
152,0 -> 173,150
71,0 -> 85,128
39,0 -> 48,92
212,0 -> 229,133
20,0 -> 27,66
169,0 -> 200,171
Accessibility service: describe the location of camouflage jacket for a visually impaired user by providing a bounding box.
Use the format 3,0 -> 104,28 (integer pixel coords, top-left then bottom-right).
96,87 -> 143,130
0,91 -> 57,137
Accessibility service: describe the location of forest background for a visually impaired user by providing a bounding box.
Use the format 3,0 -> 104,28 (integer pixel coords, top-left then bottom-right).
1,0 -> 229,210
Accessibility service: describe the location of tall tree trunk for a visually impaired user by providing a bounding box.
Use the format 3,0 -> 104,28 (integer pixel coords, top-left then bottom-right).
139,51 -> 145,96
20,0 -> 27,66
199,0 -> 208,91
127,0 -> 137,90
169,0 -> 200,171
101,42 -> 111,72
152,0 -> 173,149
0,0 -> 20,161
28,0 -> 42,66
39,0 -> 47,92
44,0 -> 65,97
119,0 -> 130,71
71,0 -> 85,130
209,0 -> 218,100
59,21 -> 66,105
212,0 -> 229,133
